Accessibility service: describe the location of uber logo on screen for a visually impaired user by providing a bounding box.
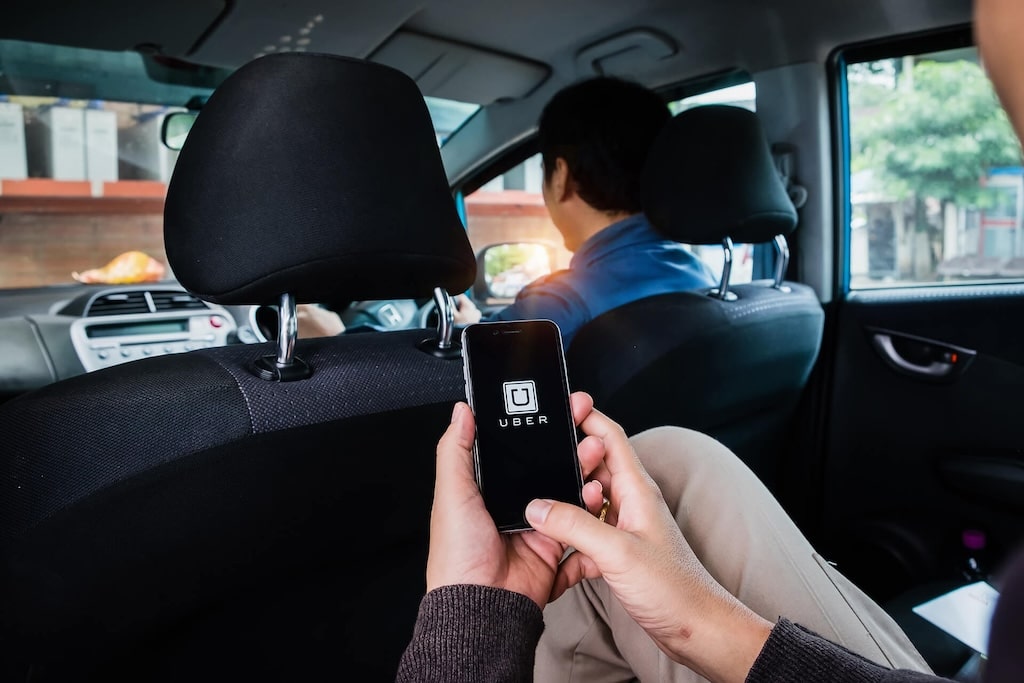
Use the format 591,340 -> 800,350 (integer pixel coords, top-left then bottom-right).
503,380 -> 538,414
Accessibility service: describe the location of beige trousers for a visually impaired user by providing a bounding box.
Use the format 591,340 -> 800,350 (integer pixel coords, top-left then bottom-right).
535,426 -> 931,682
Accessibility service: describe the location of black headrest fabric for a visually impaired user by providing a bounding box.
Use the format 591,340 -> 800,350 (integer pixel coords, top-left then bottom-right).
164,53 -> 475,305
640,105 -> 797,245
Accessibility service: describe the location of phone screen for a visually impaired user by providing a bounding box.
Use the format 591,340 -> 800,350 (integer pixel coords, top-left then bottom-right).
462,319 -> 584,532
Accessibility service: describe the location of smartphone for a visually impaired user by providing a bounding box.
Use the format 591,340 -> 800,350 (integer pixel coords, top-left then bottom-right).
461,319 -> 585,533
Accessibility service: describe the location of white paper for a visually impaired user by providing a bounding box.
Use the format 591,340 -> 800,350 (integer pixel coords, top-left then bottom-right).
912,581 -> 1000,656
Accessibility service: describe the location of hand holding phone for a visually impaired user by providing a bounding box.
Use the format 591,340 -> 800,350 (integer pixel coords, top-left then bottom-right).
461,319 -> 586,532
426,394 -> 606,608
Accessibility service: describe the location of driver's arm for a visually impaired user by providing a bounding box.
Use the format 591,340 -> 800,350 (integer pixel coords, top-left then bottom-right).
452,294 -> 483,326
296,304 -> 346,338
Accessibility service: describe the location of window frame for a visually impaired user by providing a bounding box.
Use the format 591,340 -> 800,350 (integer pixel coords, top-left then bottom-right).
828,24 -> 977,294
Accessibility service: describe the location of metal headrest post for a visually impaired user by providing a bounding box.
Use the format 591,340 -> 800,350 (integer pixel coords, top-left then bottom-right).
251,292 -> 313,381
434,287 -> 455,350
277,292 -> 298,365
417,287 -> 463,359
772,234 -> 792,291
710,237 -> 738,301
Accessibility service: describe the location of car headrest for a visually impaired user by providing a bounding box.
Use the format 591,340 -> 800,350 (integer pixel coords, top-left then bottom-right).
640,105 -> 797,245
164,53 -> 475,306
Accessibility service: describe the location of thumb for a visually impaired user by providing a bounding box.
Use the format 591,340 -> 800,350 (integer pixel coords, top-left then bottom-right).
434,403 -> 477,497
526,498 -> 621,564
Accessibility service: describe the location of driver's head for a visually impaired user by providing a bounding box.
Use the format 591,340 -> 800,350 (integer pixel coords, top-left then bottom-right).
538,77 -> 670,216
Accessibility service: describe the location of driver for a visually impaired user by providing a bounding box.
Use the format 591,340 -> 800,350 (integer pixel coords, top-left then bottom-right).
453,76 -> 716,349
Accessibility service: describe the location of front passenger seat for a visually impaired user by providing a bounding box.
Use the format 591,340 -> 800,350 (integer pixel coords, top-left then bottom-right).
566,105 -> 824,489
0,54 -> 474,682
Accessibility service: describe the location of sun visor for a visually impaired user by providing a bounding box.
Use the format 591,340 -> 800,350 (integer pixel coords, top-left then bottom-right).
370,31 -> 549,105
0,1 -> 226,56
575,29 -> 678,79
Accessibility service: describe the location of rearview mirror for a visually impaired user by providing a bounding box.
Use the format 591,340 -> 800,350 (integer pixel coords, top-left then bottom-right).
474,242 -> 558,301
161,111 -> 199,150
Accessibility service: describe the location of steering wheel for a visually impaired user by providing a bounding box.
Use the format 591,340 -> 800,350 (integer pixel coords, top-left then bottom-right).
342,299 -> 420,332
418,298 -> 440,329
245,299 -> 424,342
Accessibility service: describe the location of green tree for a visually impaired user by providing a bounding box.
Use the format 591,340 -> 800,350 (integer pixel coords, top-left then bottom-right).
853,59 -> 1021,276
855,59 -> 1021,210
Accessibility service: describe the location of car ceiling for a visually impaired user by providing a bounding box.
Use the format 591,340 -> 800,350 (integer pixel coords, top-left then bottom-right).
4,0 -> 971,180
5,0 -> 971,97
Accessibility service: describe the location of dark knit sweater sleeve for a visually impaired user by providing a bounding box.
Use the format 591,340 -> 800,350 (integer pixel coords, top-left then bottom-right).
747,618 -> 954,683
396,584 -> 544,683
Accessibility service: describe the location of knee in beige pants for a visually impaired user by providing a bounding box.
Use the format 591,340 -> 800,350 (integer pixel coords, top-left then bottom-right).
535,426 -> 929,682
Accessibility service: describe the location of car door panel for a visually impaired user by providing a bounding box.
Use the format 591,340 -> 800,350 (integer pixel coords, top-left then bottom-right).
818,285 -> 1024,600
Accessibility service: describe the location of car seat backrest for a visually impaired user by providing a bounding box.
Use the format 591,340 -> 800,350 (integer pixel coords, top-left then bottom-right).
567,106 -> 824,488
0,54 -> 474,681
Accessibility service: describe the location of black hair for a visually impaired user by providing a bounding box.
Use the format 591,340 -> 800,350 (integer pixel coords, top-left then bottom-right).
538,76 -> 670,214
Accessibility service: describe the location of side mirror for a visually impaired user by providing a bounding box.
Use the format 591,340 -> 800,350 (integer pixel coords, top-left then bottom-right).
161,111 -> 199,151
473,242 -> 558,301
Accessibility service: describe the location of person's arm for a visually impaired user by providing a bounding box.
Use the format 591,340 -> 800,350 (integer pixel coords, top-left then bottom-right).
395,584 -> 543,683
451,294 -> 483,326
524,410 -> 953,683
975,0 -> 1024,139
452,278 -> 588,345
396,397 -> 607,682
747,619 -> 951,683
524,408 -> 772,683
488,279 -> 590,347
295,303 -> 345,338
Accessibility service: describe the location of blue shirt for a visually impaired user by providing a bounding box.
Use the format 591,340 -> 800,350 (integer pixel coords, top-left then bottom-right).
487,214 -> 716,349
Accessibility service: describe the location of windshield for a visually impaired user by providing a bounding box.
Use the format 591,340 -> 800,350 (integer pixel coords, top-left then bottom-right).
0,39 -> 477,290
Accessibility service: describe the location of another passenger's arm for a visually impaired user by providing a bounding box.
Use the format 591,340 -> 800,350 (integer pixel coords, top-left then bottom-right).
976,0 -> 1024,138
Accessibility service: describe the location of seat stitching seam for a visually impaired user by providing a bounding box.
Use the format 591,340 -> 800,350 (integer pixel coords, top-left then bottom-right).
204,354 -> 257,434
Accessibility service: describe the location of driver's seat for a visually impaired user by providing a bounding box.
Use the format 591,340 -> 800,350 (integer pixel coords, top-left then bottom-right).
566,105 -> 824,489
0,54 -> 474,681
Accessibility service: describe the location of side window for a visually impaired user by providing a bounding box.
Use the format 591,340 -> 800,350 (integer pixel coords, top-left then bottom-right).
465,153 -> 569,265
845,46 -> 1023,288
668,80 -> 758,285
463,154 -> 572,303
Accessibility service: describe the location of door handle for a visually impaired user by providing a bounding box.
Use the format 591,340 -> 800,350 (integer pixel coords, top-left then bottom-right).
868,328 -> 976,382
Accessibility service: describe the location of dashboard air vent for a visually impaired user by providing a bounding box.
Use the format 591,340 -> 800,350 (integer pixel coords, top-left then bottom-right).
151,291 -> 208,312
85,292 -> 152,317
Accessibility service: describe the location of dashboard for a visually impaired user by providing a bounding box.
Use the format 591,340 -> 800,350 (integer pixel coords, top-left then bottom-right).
0,283 -> 432,403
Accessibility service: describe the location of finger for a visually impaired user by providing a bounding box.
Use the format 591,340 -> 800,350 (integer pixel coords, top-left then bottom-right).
584,459 -> 613,496
569,391 -> 594,427
433,402 -> 478,500
581,479 -> 604,516
577,434 -> 605,479
578,408 -> 647,482
550,551 -> 601,602
526,498 -> 623,567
